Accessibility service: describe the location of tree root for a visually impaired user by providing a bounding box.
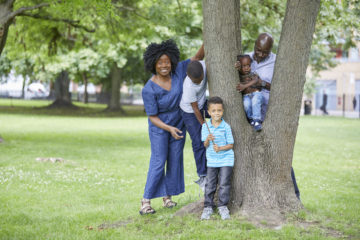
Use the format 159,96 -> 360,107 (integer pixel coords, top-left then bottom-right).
175,198 -> 303,230
174,198 -> 204,217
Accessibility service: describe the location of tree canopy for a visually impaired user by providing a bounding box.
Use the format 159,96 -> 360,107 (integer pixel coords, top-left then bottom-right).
0,0 -> 358,99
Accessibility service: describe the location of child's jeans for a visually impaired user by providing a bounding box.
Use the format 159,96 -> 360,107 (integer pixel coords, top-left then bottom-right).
204,166 -> 233,208
243,91 -> 263,121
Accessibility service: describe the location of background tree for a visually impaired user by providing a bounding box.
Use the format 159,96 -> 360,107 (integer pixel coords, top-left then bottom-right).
200,0 -> 320,222
1,0 -> 108,107
0,0 -> 99,56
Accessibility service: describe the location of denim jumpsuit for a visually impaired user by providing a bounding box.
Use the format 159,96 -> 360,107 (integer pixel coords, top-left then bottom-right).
142,59 -> 190,199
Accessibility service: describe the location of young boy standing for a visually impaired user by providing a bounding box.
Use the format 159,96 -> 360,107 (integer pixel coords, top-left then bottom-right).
180,61 -> 208,190
201,96 -> 234,220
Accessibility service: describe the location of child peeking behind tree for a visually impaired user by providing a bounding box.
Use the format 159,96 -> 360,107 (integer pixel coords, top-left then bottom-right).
237,54 -> 265,131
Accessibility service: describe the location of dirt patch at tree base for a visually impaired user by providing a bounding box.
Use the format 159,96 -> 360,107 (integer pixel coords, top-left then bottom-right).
97,219 -> 133,230
239,208 -> 287,229
293,219 -> 352,239
174,198 -> 204,217
175,201 -> 351,238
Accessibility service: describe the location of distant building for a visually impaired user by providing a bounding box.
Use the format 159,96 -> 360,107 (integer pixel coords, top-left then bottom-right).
313,42 -> 360,112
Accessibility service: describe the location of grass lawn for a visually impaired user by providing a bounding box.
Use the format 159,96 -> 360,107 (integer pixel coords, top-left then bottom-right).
0,99 -> 359,240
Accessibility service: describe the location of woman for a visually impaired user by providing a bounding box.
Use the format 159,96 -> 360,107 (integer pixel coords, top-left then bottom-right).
140,39 -> 204,215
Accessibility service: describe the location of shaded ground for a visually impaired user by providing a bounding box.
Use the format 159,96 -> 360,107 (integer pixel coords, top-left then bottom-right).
0,99 -> 146,117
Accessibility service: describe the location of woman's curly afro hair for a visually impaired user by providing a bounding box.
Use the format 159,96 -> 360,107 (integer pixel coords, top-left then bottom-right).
143,39 -> 180,75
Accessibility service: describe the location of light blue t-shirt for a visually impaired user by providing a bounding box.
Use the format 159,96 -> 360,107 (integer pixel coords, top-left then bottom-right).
180,60 -> 207,113
201,119 -> 235,167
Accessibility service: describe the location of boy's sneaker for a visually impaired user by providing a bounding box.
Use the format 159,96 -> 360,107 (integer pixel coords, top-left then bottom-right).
201,207 -> 213,220
195,176 -> 206,192
218,206 -> 230,220
253,121 -> 262,132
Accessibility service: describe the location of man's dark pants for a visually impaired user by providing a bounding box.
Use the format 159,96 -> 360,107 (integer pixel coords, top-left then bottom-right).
204,166 -> 232,207
181,109 -> 207,177
291,167 -> 300,199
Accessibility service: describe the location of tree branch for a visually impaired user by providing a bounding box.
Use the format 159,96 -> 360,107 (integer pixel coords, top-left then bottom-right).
8,2 -> 50,20
176,0 -> 182,13
116,5 -> 149,20
18,12 -> 95,32
6,0 -> 16,6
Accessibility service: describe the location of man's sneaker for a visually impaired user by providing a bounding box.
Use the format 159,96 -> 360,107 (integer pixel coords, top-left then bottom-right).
201,207 -> 213,220
218,206 -> 230,220
195,176 -> 206,192
250,120 -> 255,126
253,121 -> 262,132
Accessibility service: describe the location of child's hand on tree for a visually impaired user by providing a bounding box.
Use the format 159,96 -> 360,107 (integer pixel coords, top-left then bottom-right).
234,61 -> 241,71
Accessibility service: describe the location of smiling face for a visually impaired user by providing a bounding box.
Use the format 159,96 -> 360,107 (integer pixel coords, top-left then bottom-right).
155,54 -> 172,77
239,57 -> 252,75
208,103 -> 224,122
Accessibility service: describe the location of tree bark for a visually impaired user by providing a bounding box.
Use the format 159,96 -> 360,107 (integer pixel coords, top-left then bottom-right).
21,74 -> 26,98
81,72 -> 88,104
48,71 -> 76,108
0,1 -> 13,56
201,0 -> 320,219
106,63 -> 125,113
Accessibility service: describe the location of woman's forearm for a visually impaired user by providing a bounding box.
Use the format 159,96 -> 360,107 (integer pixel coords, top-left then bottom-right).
149,115 -> 171,132
190,44 -> 205,61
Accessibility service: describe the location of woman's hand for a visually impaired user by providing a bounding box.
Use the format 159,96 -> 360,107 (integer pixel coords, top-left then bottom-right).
149,116 -> 183,140
169,126 -> 184,140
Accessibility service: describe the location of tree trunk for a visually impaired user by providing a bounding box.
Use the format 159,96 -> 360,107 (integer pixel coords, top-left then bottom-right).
106,63 -> 125,113
21,74 -> 26,98
0,1 -> 13,56
48,71 -> 76,108
82,72 -> 88,104
201,0 -> 320,220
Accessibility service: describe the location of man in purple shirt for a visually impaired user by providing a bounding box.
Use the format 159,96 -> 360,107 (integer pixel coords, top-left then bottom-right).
235,33 -> 300,199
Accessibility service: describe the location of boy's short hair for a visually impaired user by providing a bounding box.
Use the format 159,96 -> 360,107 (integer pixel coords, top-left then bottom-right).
208,96 -> 224,108
186,61 -> 203,79
236,54 -> 252,63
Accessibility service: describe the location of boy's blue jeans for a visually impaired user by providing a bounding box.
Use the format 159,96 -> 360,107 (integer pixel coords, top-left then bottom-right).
204,166 -> 233,207
181,109 -> 207,177
243,91 -> 263,121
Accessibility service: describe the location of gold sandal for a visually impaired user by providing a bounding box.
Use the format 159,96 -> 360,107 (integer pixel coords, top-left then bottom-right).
139,199 -> 156,215
163,196 -> 177,208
